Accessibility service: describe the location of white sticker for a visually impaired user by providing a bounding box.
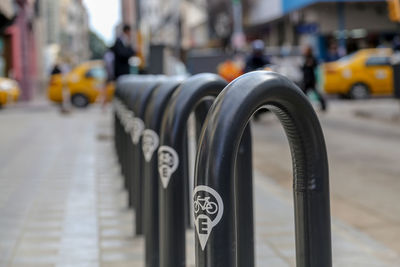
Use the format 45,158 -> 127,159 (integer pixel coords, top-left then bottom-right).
124,112 -> 134,132
116,103 -> 124,119
193,185 -> 224,250
157,146 -> 179,188
142,129 -> 159,162
120,107 -> 128,124
130,118 -> 144,144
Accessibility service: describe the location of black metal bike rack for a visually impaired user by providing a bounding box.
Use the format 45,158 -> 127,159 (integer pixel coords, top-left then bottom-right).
127,76 -> 165,235
124,77 -> 157,208
157,73 -> 228,267
113,76 -> 137,187
194,71 -> 332,267
141,78 -> 184,267
114,75 -> 165,236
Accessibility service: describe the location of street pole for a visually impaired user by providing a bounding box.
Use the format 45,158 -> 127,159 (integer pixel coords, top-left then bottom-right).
231,0 -> 245,51
337,2 -> 346,57
175,0 -> 182,59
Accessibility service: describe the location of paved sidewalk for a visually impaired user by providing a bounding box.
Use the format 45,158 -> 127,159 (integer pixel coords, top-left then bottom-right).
253,172 -> 400,266
0,105 -> 143,266
0,104 -> 398,266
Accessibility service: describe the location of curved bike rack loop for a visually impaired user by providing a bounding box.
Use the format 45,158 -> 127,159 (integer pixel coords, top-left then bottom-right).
194,71 -> 332,267
158,73 -> 228,267
142,78 -> 184,267
127,77 -> 165,235
114,75 -> 140,190
115,76 -> 162,209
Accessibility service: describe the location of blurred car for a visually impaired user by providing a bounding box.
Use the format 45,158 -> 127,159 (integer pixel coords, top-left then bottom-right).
322,48 -> 393,99
217,59 -> 243,82
47,60 -> 114,108
0,77 -> 20,108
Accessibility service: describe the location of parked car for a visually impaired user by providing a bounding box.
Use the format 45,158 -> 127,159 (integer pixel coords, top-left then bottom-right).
47,60 -> 114,108
0,77 -> 20,108
322,48 -> 393,99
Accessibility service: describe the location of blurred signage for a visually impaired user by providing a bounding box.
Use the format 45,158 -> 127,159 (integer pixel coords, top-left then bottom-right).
296,23 -> 319,34
214,12 -> 231,38
283,0 -> 317,13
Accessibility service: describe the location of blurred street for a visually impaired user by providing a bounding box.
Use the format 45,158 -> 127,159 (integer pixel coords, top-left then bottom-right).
253,98 -> 400,255
0,99 -> 399,266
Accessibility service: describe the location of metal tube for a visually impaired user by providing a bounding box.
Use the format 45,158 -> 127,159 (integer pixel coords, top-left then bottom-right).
158,74 -> 228,267
194,71 -> 332,267
142,79 -> 183,267
235,125 -> 254,266
129,78 -> 164,235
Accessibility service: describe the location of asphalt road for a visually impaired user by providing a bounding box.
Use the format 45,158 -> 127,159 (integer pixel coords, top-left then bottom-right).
252,98 -> 400,254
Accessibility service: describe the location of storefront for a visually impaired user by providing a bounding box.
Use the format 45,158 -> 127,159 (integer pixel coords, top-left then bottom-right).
244,0 -> 396,60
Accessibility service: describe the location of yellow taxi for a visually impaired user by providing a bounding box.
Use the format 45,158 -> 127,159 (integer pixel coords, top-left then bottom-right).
47,60 -> 114,107
0,77 -> 20,108
322,48 -> 393,99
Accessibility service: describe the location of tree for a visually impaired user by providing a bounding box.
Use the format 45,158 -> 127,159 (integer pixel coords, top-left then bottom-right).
89,30 -> 107,60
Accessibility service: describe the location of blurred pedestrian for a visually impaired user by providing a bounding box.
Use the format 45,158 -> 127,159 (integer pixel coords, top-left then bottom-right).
245,40 -> 271,121
50,58 -> 72,113
99,48 -> 115,110
302,46 -> 327,111
111,24 -> 135,79
51,64 -> 62,75
104,48 -> 115,81
393,36 -> 400,52
245,40 -> 270,72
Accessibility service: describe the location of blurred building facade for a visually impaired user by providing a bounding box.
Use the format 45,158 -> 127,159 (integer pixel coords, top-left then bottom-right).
120,0 -> 209,72
0,0 -> 38,101
120,0 -> 399,73
0,0 -> 89,101
244,0 -> 397,59
40,0 -> 89,71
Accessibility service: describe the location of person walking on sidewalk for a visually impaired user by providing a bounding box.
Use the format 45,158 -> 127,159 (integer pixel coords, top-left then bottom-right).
99,48 -> 115,110
112,25 -> 135,79
302,46 -> 327,111
245,40 -> 271,121
244,40 -> 270,72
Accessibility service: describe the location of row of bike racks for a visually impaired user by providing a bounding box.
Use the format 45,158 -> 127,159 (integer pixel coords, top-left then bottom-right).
113,71 -> 332,267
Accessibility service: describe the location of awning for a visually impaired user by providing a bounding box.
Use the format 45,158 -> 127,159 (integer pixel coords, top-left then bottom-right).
283,0 -> 386,13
